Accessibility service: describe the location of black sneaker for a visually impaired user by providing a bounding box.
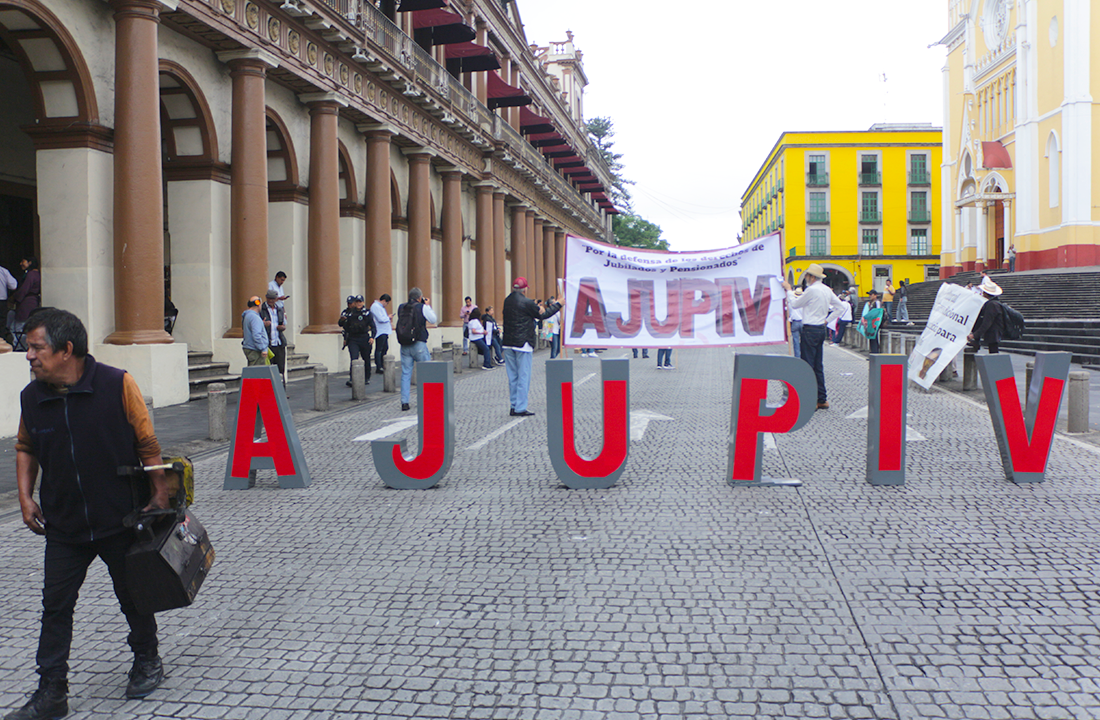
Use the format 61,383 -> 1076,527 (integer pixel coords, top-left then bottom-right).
4,677 -> 67,720
401,403 -> 410,411
125,653 -> 164,699
345,381 -> 352,387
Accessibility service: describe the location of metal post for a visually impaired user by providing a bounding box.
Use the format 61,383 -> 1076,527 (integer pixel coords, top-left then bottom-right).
383,356 -> 397,393
208,383 -> 228,441
351,359 -> 366,400
962,349 -> 977,390
313,365 -> 329,412
1068,371 -> 1090,433
143,395 -> 154,433
1025,361 -> 1034,394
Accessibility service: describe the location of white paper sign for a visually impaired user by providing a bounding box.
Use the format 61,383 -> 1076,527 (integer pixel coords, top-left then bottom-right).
908,284 -> 986,389
562,233 -> 787,349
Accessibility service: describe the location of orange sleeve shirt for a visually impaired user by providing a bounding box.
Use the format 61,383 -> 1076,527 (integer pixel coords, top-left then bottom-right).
16,372 -> 161,460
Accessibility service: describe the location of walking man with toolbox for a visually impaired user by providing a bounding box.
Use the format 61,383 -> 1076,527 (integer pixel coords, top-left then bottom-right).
8,309 -> 172,720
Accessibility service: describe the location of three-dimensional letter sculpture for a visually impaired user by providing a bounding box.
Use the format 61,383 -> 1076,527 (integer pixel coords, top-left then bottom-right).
371,362 -> 455,489
728,354 -> 816,486
977,351 -> 1071,483
225,365 -> 310,489
867,354 -> 908,486
545,358 -> 630,489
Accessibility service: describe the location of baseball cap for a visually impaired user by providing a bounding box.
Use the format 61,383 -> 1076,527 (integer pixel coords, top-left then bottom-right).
354,294 -> 365,302
346,295 -> 356,305
513,277 -> 528,289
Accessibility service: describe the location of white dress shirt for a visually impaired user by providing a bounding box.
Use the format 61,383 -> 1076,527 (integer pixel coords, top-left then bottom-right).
786,282 -> 845,326
0,265 -> 15,301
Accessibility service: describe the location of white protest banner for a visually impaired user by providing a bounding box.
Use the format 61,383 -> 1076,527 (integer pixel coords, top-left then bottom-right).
908,283 -> 986,389
562,233 -> 787,349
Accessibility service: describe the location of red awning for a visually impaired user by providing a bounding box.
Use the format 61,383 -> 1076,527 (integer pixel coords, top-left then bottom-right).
520,107 -> 555,135
398,0 -> 447,10
579,183 -> 605,193
412,7 -> 461,27
445,42 -> 499,73
543,148 -> 575,157
982,141 -> 1013,169
487,71 -> 531,109
552,154 -> 583,166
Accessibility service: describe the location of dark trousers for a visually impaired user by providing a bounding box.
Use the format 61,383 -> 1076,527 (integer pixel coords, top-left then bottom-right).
869,335 -> 880,354
0,307 -> 11,345
970,339 -> 999,354
347,335 -> 373,381
800,324 -> 828,403
270,343 -> 286,381
38,532 -> 158,679
374,334 -> 389,374
491,335 -> 503,363
833,320 -> 849,344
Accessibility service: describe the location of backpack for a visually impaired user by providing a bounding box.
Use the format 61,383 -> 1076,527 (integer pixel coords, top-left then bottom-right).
1001,302 -> 1025,340
395,302 -> 423,346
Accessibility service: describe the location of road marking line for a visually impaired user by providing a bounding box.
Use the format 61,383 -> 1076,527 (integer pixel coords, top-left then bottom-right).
467,417 -> 527,451
575,372 -> 597,387
353,418 -> 418,442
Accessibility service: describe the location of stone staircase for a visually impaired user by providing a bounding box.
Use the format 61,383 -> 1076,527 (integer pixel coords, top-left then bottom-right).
187,344 -> 317,400
866,267 -> 1100,367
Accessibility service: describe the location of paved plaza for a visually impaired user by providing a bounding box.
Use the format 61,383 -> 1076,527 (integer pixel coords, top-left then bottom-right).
2,344 -> 1100,719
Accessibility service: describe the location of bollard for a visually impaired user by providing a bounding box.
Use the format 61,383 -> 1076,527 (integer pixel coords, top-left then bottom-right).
1068,371 -> 1090,433
351,359 -> 366,400
383,356 -> 397,393
143,395 -> 155,433
313,365 -> 329,411
1025,361 -> 1034,394
208,383 -> 228,441
962,349 -> 977,390
468,342 -> 480,368
452,344 -> 463,374
431,347 -> 447,363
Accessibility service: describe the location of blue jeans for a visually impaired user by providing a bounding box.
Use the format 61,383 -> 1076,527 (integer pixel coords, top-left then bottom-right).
884,301 -> 893,321
656,348 -> 672,366
491,335 -> 504,363
833,320 -> 849,344
503,348 -> 533,412
790,320 -> 803,359
632,348 -> 649,358
400,341 -> 430,404
472,338 -> 492,368
800,324 -> 828,403
549,334 -> 560,359
895,298 -> 909,323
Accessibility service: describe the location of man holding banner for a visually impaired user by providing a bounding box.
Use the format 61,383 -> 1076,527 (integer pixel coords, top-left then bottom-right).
781,263 -> 846,410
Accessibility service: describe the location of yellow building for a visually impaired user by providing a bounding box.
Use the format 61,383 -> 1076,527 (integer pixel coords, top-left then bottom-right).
741,125 -> 943,293
939,0 -> 1100,275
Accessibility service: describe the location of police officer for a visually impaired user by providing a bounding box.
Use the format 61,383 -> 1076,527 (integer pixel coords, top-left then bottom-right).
338,294 -> 375,387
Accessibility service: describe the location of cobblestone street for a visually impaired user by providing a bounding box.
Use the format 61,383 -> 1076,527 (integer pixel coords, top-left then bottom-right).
3,345 -> 1100,720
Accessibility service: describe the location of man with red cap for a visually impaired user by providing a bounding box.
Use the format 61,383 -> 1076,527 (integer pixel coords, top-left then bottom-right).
502,277 -> 561,416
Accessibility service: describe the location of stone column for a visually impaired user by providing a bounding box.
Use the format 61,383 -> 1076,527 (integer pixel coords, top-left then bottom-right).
976,201 -> 987,271
440,168 -> 463,326
104,0 -> 177,345
555,230 -> 566,289
510,204 -> 528,294
300,94 -> 347,334
493,191 -> 506,311
219,50 -> 278,337
532,217 -> 544,300
543,224 -> 556,300
525,210 -> 536,286
1003,199 -> 1012,269
362,124 -> 395,299
475,183 -> 494,311
404,148 -> 435,299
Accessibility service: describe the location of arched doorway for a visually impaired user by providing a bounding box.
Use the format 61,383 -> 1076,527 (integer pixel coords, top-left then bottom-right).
0,31 -> 36,276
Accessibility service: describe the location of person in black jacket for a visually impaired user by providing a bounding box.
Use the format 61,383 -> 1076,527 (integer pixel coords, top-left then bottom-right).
11,309 -> 172,720
502,277 -> 561,416
967,277 -> 1005,354
338,295 -> 376,387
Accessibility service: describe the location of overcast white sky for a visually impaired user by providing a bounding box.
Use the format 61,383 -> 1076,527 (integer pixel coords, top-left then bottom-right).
518,1 -> 949,251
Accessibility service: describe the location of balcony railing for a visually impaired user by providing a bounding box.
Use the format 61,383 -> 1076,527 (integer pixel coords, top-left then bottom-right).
909,210 -> 931,223
910,241 -> 930,255
807,242 -> 828,255
858,172 -> 881,185
806,172 -> 829,186
859,211 -> 882,223
908,171 -> 931,185
861,243 -> 880,255
807,211 -> 830,224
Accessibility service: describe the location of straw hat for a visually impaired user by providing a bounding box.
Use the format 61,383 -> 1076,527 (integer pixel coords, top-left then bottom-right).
979,277 -> 1003,296
805,263 -> 825,278
793,288 -> 804,297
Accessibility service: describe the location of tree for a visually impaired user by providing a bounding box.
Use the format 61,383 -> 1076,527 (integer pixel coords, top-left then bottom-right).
612,213 -> 668,251
586,116 -> 633,212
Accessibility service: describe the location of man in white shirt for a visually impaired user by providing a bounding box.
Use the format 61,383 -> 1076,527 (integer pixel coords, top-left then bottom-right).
268,272 -> 288,311
782,263 -> 846,410
370,293 -> 392,375
0,262 -> 17,345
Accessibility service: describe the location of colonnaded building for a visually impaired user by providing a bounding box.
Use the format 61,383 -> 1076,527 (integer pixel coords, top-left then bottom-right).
0,0 -> 617,426
938,0 -> 1100,276
740,125 -> 944,294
